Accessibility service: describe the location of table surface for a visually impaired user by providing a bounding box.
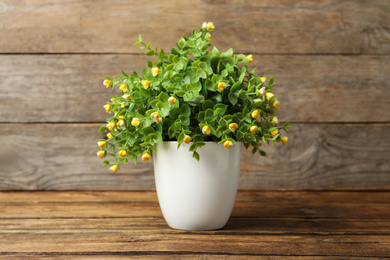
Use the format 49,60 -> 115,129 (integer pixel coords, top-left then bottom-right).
0,190 -> 389,259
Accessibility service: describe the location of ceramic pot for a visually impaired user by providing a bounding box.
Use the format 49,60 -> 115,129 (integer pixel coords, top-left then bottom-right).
153,141 -> 242,230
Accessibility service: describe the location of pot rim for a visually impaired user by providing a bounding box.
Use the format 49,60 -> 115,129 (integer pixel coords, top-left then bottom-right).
157,141 -> 243,144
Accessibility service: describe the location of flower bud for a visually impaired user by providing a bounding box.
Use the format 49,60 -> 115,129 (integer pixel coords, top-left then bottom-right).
109,165 -> 118,172
266,92 -> 274,101
119,149 -> 127,158
97,151 -> 104,159
151,67 -> 160,76
104,104 -> 111,113
117,115 -> 124,119
259,87 -> 266,95
253,98 -> 262,103
183,135 -> 192,144
118,119 -> 125,129
109,121 -> 116,129
121,103 -> 126,108
206,22 -> 215,31
131,118 -> 140,126
205,33 -> 211,40
142,153 -> 150,162
168,96 -> 177,105
119,83 -> 128,91
98,141 -> 106,149
250,126 -> 258,134
270,129 -> 279,136
260,77 -> 266,84
229,123 -> 238,132
155,117 -> 163,123
103,79 -> 112,88
107,133 -> 113,139
142,80 -> 151,89
202,22 -> 207,29
202,125 -> 211,135
151,111 -> 160,120
272,116 -> 279,125
281,137 -> 288,145
251,110 -> 260,119
246,54 -> 254,62
218,82 -> 227,91
273,100 -> 280,110
122,94 -> 130,101
107,123 -> 112,131
224,140 -> 233,149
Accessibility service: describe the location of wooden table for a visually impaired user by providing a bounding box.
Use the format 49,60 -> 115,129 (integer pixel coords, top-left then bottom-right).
0,191 -> 389,259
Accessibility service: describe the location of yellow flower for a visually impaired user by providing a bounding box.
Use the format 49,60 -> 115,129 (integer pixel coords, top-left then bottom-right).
251,110 -> 260,119
131,118 -> 140,126
122,94 -> 130,101
109,121 -> 116,129
119,83 -> 128,91
218,82 -> 226,91
202,125 -> 211,135
154,117 -> 163,123
206,22 -> 215,30
142,80 -> 151,89
119,149 -> 127,158
98,141 -> 106,149
118,120 -> 125,129
107,123 -> 112,131
266,92 -> 274,101
229,123 -> 238,132
103,79 -> 112,88
246,54 -> 254,62
270,129 -> 279,136
259,87 -> 266,95
183,135 -> 192,144
104,104 -> 111,113
117,115 -> 124,119
121,103 -> 126,108
273,100 -> 280,110
250,126 -> 258,134
109,165 -> 118,172
272,116 -> 279,125
205,33 -> 211,40
151,111 -> 160,120
281,137 -> 288,145
260,77 -> 267,84
151,67 -> 160,76
142,153 -> 150,162
97,151 -> 104,159
107,133 -> 113,139
201,22 -> 207,29
168,96 -> 177,105
224,140 -> 233,149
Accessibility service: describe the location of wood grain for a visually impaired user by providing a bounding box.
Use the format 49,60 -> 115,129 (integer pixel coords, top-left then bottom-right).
0,0 -> 389,54
0,123 -> 389,190
0,54 -> 389,123
0,191 -> 389,258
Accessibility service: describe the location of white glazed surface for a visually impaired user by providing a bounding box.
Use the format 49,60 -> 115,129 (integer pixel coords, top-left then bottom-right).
153,141 -> 242,230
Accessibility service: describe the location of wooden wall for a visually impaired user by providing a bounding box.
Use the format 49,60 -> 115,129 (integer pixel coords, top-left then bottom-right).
0,0 -> 389,190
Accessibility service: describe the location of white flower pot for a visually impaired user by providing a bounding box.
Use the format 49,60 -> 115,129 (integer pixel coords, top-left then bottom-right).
153,141 -> 242,230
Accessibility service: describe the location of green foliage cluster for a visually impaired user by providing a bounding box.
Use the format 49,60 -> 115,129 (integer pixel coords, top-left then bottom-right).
97,23 -> 290,172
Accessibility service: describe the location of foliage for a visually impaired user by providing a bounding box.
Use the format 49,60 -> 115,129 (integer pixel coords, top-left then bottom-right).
98,23 -> 290,172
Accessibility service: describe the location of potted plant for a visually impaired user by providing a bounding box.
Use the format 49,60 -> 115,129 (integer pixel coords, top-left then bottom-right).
97,22 -> 290,230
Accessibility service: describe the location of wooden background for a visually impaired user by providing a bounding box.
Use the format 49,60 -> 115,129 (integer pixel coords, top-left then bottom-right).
0,0 -> 389,190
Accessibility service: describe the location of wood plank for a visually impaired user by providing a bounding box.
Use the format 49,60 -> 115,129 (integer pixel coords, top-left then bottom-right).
0,54 -> 389,123
0,191 -> 389,258
0,0 -> 389,54
0,123 -> 389,190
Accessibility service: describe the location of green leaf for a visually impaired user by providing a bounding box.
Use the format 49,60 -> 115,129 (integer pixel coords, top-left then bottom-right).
181,104 -> 191,116
169,107 -> 181,119
158,49 -> 165,60
269,76 -> 275,85
138,34 -> 142,42
147,60 -> 153,68
228,93 -> 238,105
192,151 -> 200,161
99,126 -> 107,132
142,126 -> 155,135
202,100 -> 214,110
158,92 -> 169,102
145,50 -> 155,56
